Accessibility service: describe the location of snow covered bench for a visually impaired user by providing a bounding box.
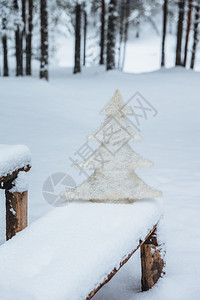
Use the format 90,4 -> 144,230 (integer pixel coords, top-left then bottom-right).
0,145 -> 31,240
0,200 -> 165,299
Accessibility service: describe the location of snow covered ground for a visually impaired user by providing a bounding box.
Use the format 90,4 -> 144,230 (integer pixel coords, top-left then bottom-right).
0,66 -> 200,299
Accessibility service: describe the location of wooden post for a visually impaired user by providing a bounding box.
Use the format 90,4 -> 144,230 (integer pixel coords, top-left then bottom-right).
0,165 -> 30,241
6,191 -> 28,240
140,226 -> 165,291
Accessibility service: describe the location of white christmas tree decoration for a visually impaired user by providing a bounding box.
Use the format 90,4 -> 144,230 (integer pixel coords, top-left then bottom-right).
61,90 -> 162,203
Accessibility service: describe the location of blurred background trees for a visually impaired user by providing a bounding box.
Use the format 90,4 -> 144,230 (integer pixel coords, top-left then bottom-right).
0,0 -> 200,79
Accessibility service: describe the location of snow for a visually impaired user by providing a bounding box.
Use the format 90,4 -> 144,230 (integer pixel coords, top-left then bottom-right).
10,171 -> 29,193
10,207 -> 16,216
0,66 -> 200,299
0,199 -> 163,300
0,144 -> 31,178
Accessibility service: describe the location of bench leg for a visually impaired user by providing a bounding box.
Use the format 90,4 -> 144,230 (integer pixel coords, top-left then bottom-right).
140,225 -> 165,291
6,191 -> 28,240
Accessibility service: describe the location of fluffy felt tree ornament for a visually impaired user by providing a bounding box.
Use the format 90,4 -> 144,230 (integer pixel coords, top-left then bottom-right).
62,90 -> 162,203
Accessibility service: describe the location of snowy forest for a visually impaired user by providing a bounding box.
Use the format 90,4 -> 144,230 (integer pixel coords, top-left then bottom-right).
0,1 -> 200,300
1,0 -> 200,78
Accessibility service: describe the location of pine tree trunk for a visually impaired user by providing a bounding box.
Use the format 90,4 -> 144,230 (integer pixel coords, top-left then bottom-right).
13,0 -> 23,76
190,1 -> 200,69
99,0 -> 105,65
19,27 -> 23,75
74,3 -> 81,74
161,0 -> 168,67
15,29 -> 22,76
175,0 -> 185,66
40,0 -> 48,80
21,0 -> 26,74
118,0 -> 125,69
184,0 -> 193,67
2,18 -> 9,76
136,17 -> 140,38
106,0 -> 118,70
121,0 -> 130,71
83,10 -> 87,66
26,0 -> 33,75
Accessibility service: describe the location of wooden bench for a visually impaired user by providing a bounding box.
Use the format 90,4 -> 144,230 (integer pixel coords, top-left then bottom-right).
88,224 -> 165,299
0,200 -> 165,299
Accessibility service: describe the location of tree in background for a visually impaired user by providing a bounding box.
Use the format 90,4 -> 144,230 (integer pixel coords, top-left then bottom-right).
2,0 -> 200,77
190,0 -> 200,69
0,0 -> 10,76
26,0 -> 33,75
99,0 -> 105,65
83,2 -> 87,66
40,0 -> 48,80
21,0 -> 26,73
175,0 -> 185,66
13,0 -> 23,76
184,0 -> 193,67
73,2 -> 81,74
161,0 -> 168,67
2,18 -> 9,76
121,0 -> 130,70
106,0 -> 118,70
118,0 -> 125,69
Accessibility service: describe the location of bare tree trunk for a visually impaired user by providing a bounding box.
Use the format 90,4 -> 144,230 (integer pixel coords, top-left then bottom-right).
175,0 -> 185,66
118,0 -> 125,69
190,1 -> 200,69
2,18 -> 9,76
21,0 -> 26,74
184,0 -> 193,67
136,17 -> 140,38
15,30 -> 22,76
40,0 -> 48,80
26,0 -> 33,75
13,0 -> 23,76
99,0 -> 105,65
161,0 -> 168,67
121,0 -> 130,71
74,3 -> 81,74
83,9 -> 87,66
106,0 -> 118,70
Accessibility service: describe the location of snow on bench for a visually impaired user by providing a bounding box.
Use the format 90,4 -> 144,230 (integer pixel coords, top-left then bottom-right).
0,144 -> 31,179
0,199 -> 164,300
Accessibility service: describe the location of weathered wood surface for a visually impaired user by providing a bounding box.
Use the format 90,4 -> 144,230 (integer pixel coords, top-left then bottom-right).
0,165 -> 31,240
141,226 -> 165,291
6,191 -> 28,240
86,224 -> 165,300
